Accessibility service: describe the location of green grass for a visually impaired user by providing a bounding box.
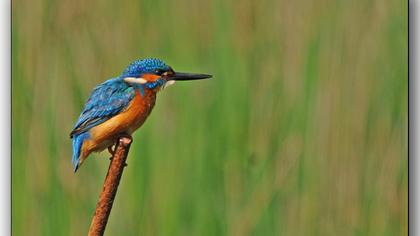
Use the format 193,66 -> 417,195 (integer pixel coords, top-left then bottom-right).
12,0 -> 407,235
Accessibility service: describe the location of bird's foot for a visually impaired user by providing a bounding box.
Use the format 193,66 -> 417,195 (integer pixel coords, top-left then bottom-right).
118,133 -> 132,141
117,133 -> 133,146
108,145 -> 116,161
108,145 -> 116,155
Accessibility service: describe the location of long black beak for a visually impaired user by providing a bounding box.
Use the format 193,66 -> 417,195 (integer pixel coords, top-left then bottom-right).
169,72 -> 212,81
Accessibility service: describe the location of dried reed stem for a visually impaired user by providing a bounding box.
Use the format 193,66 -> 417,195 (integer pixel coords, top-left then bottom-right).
88,136 -> 132,236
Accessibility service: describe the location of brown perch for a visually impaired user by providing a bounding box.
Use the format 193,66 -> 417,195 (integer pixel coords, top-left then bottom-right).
88,136 -> 132,236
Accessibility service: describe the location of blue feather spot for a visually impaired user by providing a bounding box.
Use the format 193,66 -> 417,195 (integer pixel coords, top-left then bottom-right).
139,85 -> 145,97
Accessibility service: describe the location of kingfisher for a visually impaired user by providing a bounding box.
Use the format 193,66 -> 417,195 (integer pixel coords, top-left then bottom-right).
70,58 -> 212,172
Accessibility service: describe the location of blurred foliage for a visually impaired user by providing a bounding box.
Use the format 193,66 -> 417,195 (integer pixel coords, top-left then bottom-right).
12,0 -> 407,235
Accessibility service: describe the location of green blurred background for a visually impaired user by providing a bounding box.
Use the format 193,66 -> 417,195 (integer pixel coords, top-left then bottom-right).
12,0 -> 407,235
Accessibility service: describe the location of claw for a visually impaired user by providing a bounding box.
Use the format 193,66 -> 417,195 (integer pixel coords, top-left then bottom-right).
108,145 -> 115,155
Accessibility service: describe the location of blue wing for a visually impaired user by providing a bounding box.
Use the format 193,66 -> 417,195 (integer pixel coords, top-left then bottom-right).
70,78 -> 135,137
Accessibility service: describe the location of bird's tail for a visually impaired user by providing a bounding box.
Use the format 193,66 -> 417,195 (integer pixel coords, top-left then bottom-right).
72,132 -> 90,173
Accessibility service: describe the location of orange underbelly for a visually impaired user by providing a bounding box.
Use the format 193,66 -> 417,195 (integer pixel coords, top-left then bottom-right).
82,89 -> 156,155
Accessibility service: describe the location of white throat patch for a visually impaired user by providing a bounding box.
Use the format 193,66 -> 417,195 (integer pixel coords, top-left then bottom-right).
162,80 -> 176,90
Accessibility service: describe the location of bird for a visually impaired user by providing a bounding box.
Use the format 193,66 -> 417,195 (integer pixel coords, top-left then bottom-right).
70,58 -> 212,172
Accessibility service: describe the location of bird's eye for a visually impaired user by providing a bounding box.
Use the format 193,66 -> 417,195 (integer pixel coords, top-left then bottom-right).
154,69 -> 164,75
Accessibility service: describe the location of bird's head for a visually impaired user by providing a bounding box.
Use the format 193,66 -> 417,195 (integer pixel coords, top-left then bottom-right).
121,58 -> 212,91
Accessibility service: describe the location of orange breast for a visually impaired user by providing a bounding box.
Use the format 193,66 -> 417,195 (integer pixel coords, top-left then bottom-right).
82,89 -> 157,156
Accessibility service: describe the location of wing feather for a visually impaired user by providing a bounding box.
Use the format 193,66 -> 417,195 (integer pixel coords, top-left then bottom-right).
70,78 -> 135,137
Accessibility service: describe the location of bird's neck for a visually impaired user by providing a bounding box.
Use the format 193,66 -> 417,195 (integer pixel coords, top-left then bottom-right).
135,86 -> 157,100
133,85 -> 159,98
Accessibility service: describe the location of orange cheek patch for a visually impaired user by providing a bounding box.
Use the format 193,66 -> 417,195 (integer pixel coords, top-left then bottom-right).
142,73 -> 161,82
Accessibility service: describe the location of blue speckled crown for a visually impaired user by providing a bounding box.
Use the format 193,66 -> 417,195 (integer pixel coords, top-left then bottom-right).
121,58 -> 170,77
